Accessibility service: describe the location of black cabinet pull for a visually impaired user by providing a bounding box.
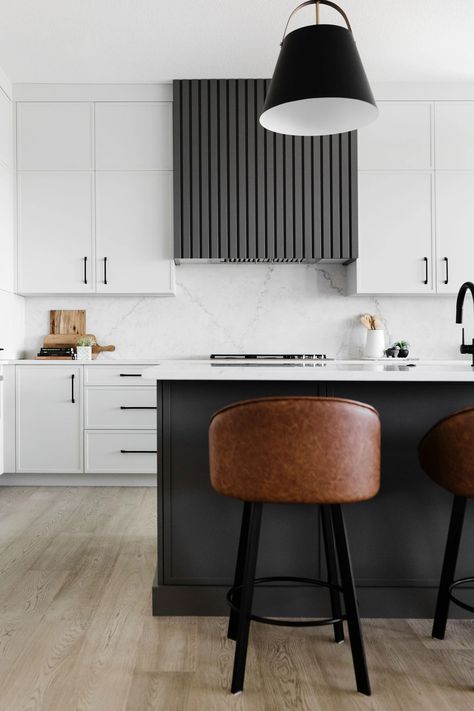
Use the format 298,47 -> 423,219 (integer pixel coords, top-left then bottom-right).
423,257 -> 429,285
120,449 -> 158,454
119,373 -> 142,377
120,406 -> 157,410
104,256 -> 108,285
83,256 -> 88,284
443,257 -> 449,285
71,373 -> 75,404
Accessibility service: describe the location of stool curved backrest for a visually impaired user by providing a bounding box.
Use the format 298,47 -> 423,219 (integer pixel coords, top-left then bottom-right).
209,396 -> 381,504
419,406 -> 474,497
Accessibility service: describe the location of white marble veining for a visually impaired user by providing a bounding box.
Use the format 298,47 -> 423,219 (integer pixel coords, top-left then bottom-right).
0,290 -> 25,358
23,264 -> 469,360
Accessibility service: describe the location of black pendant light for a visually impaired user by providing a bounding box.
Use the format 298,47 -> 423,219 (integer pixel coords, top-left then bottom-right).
260,0 -> 378,136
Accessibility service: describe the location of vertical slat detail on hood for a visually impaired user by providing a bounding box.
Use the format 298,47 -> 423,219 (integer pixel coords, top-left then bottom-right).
173,79 -> 358,262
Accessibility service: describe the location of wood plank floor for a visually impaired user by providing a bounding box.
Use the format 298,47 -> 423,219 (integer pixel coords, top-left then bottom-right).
1,486 -> 474,710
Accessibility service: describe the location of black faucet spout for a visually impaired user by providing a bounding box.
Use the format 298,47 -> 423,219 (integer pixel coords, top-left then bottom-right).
456,282 -> 474,324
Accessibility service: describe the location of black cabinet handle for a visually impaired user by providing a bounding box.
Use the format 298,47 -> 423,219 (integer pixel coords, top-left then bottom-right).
71,373 -> 75,404
119,373 -> 142,377
443,257 -> 449,285
83,256 -> 88,285
120,406 -> 157,410
104,256 -> 108,285
423,257 -> 429,285
120,450 -> 158,454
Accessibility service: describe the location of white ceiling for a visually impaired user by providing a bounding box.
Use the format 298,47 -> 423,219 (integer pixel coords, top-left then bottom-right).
0,0 -> 472,84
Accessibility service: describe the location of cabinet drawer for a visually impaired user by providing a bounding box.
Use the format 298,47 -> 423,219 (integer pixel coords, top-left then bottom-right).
85,387 -> 156,429
84,365 -> 156,386
85,431 -> 157,473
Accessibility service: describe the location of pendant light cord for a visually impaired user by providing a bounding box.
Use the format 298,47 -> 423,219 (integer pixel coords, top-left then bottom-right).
281,0 -> 352,45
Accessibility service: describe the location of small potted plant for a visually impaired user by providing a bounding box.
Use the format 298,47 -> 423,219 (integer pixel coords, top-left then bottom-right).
76,336 -> 95,361
394,340 -> 410,358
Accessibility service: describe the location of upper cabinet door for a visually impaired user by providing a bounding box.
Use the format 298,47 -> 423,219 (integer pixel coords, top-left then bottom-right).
18,172 -> 94,294
355,172 -> 434,294
435,103 -> 474,169
436,172 -> 474,293
95,102 -> 172,170
95,171 -> 174,294
17,102 -> 93,170
358,102 -> 432,170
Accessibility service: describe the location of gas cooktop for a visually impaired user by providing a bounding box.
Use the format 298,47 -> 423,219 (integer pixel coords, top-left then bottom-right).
209,354 -> 333,361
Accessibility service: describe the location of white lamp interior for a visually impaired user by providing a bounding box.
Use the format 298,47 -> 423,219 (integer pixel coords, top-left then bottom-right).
260,97 -> 379,136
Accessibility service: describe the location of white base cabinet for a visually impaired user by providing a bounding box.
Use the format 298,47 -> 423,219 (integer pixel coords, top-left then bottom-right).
2,363 -> 157,478
16,365 -> 83,473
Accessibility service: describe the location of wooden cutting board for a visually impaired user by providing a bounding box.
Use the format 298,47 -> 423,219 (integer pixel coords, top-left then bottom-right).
50,310 -> 86,335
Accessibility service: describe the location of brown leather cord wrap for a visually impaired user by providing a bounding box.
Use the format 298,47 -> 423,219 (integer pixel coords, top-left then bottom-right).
209,397 -> 381,504
419,407 -> 474,497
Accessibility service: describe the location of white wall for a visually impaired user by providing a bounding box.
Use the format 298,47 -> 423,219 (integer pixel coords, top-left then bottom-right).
23,263 -> 466,360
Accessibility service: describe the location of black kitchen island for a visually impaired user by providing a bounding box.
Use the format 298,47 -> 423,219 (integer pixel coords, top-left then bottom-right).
145,360 -> 474,618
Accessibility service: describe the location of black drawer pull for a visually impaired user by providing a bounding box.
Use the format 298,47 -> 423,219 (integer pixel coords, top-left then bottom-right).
120,449 -> 157,454
119,373 -> 142,377
443,257 -> 449,285
120,406 -> 157,410
71,373 -> 75,404
83,256 -> 88,284
104,256 -> 108,285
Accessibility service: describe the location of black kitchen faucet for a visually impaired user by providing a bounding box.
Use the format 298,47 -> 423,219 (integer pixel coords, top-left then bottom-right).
456,281 -> 474,367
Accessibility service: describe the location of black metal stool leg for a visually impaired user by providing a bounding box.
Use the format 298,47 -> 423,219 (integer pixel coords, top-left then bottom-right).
228,502 -> 252,641
331,504 -> 371,696
321,505 -> 345,643
231,502 -> 263,695
432,495 -> 467,640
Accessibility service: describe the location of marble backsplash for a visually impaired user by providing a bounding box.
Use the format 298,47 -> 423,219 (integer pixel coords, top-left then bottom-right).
23,263 -> 467,360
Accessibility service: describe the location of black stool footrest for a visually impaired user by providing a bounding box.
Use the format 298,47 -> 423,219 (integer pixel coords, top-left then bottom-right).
227,575 -> 347,628
448,577 -> 474,614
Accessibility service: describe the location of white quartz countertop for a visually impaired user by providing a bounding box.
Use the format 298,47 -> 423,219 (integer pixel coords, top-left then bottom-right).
141,359 -> 474,382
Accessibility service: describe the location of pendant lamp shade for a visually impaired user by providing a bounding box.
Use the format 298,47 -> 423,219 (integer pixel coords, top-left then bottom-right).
260,0 -> 378,136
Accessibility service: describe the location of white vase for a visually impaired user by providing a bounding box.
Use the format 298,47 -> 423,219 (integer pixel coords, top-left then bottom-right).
364,330 -> 385,359
76,346 -> 92,361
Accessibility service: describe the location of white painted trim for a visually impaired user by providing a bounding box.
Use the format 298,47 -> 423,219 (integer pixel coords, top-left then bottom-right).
13,83 -> 172,102
0,472 -> 156,486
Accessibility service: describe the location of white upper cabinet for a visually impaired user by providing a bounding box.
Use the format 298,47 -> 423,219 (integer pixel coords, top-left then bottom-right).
0,166 -> 13,292
435,103 -> 474,170
96,172 -> 174,294
436,172 -> 474,293
17,102 -> 93,171
354,172 -> 434,294
358,102 -> 432,170
18,172 -> 94,294
95,102 -> 172,170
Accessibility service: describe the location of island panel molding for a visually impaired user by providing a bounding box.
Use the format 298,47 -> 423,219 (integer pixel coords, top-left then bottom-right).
173,79 -> 358,263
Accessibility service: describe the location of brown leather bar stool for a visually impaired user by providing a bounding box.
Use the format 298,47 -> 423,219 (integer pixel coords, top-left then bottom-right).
419,407 -> 474,640
209,396 -> 381,696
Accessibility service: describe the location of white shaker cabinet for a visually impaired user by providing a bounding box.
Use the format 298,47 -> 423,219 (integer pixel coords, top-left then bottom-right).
352,172 -> 434,294
16,365 -> 83,473
0,89 -> 13,293
96,172 -> 174,294
95,102 -> 172,171
17,172 -> 94,294
435,103 -> 474,170
17,102 -> 93,171
358,101 -> 432,171
436,172 -> 474,294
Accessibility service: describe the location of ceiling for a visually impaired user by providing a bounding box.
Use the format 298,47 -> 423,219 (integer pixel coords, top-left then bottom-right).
0,0 -> 472,85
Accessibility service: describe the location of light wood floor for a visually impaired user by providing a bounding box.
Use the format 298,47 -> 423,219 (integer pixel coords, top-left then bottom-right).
1,486 -> 474,711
